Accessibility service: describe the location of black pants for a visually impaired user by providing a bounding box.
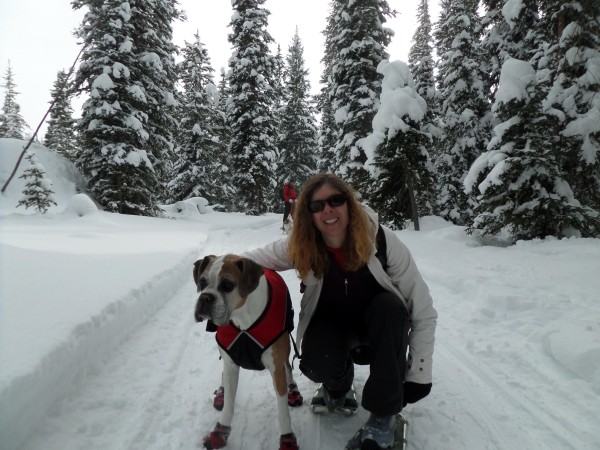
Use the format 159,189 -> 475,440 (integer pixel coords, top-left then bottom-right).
283,202 -> 293,222
299,292 -> 410,416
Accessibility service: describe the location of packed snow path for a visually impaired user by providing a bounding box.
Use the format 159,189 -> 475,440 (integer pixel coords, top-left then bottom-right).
19,221 -> 600,450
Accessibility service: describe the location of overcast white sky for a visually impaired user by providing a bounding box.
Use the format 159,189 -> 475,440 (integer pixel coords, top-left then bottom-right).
0,0 -> 440,138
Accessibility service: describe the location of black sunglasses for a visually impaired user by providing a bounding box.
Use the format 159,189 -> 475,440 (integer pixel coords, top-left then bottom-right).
308,193 -> 348,213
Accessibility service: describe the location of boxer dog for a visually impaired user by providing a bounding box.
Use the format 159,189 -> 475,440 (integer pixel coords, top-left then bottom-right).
194,254 -> 302,450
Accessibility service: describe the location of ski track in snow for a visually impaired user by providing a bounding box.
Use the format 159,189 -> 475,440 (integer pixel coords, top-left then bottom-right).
20,220 -> 599,450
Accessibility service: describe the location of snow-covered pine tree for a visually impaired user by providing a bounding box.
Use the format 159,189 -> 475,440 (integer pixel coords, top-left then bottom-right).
215,67 -> 232,168
543,0 -> 600,217
480,0 -> 540,103
409,0 -> 439,119
465,59 -> 599,240
272,43 -> 286,144
328,0 -> 394,195
279,29 -> 318,187
169,33 -> 229,206
128,0 -> 181,199
72,0 -> 180,216
44,70 -> 77,162
226,0 -> 279,215
0,61 -> 30,139
269,43 -> 286,212
407,0 -> 440,216
316,1 -> 340,173
433,0 -> 490,225
16,151 -> 57,213
213,68 -> 234,210
364,60 -> 433,230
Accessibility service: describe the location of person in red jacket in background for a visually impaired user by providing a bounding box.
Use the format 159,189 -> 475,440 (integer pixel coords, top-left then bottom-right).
283,178 -> 297,227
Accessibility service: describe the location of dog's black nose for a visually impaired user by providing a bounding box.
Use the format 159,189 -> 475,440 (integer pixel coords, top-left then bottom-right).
200,292 -> 216,304
195,293 -> 216,322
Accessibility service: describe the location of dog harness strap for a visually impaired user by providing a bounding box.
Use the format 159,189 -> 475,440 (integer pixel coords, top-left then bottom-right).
216,269 -> 293,370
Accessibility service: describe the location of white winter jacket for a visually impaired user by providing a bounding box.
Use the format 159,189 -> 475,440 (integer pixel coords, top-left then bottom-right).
242,207 -> 437,384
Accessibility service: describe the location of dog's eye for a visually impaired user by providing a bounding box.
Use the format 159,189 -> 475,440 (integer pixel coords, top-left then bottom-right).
219,279 -> 235,293
199,277 -> 208,290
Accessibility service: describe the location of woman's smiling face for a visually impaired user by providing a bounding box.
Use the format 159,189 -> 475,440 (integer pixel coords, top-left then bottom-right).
310,183 -> 349,248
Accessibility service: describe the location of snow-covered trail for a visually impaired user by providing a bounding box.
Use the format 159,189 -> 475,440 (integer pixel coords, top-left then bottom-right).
20,220 -> 598,450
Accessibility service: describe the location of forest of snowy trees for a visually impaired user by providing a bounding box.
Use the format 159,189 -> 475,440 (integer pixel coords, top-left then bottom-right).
1,0 -> 599,241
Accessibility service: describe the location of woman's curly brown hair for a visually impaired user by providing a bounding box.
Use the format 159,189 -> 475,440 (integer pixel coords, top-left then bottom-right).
288,173 -> 375,279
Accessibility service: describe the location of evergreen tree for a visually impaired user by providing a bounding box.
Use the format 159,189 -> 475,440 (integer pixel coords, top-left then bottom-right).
544,0 -> 600,215
433,0 -> 490,225
213,68 -> 234,209
215,67 -> 232,177
465,59 -> 599,240
316,1 -> 340,172
480,0 -> 540,103
279,29 -> 319,187
0,61 -> 30,139
268,44 -> 286,213
366,61 -> 433,230
409,0 -> 438,114
408,0 -> 439,214
72,0 -> 181,216
128,0 -> 181,197
272,44 -> 286,152
226,0 -> 279,215
169,33 -> 229,206
327,0 -> 394,194
44,70 -> 77,161
16,151 -> 57,213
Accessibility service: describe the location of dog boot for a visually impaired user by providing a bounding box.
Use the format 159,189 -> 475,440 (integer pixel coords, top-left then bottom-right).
203,422 -> 231,450
279,432 -> 299,450
288,383 -> 303,407
213,386 -> 224,411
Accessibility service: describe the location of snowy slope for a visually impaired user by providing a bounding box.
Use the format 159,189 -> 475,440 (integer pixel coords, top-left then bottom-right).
1,139 -> 599,450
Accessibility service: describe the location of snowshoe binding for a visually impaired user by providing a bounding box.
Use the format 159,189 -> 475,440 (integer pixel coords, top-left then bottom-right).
310,384 -> 358,415
345,413 -> 408,450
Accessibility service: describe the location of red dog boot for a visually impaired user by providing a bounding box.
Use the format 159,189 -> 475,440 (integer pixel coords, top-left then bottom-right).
280,432 -> 299,450
203,422 -> 231,450
287,383 -> 303,407
213,386 -> 224,411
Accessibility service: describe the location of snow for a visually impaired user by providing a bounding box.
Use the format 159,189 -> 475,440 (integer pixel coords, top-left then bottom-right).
363,59 -> 428,171
493,58 -> 535,108
1,138 -> 600,450
502,0 -> 524,29
91,73 -> 116,91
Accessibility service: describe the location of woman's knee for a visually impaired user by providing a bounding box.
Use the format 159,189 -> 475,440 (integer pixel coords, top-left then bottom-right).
366,292 -> 409,321
300,321 -> 350,379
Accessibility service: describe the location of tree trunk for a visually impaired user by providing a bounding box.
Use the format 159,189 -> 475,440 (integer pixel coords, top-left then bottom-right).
406,173 -> 420,231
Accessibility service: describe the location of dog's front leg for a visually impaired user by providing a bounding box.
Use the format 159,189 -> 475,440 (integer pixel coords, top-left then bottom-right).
204,352 -> 239,450
219,352 -> 239,427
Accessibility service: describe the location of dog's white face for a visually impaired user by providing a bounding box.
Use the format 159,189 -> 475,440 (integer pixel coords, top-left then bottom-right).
193,254 -> 264,326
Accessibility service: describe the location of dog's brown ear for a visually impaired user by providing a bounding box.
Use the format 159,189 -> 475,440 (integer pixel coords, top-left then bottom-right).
236,257 -> 265,298
193,255 -> 216,288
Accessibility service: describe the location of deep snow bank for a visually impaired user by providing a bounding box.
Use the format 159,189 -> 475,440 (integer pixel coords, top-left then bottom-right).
0,250 -> 198,450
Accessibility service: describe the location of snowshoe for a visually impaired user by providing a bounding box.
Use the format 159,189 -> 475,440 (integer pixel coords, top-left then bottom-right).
310,384 -> 358,415
345,413 -> 408,450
